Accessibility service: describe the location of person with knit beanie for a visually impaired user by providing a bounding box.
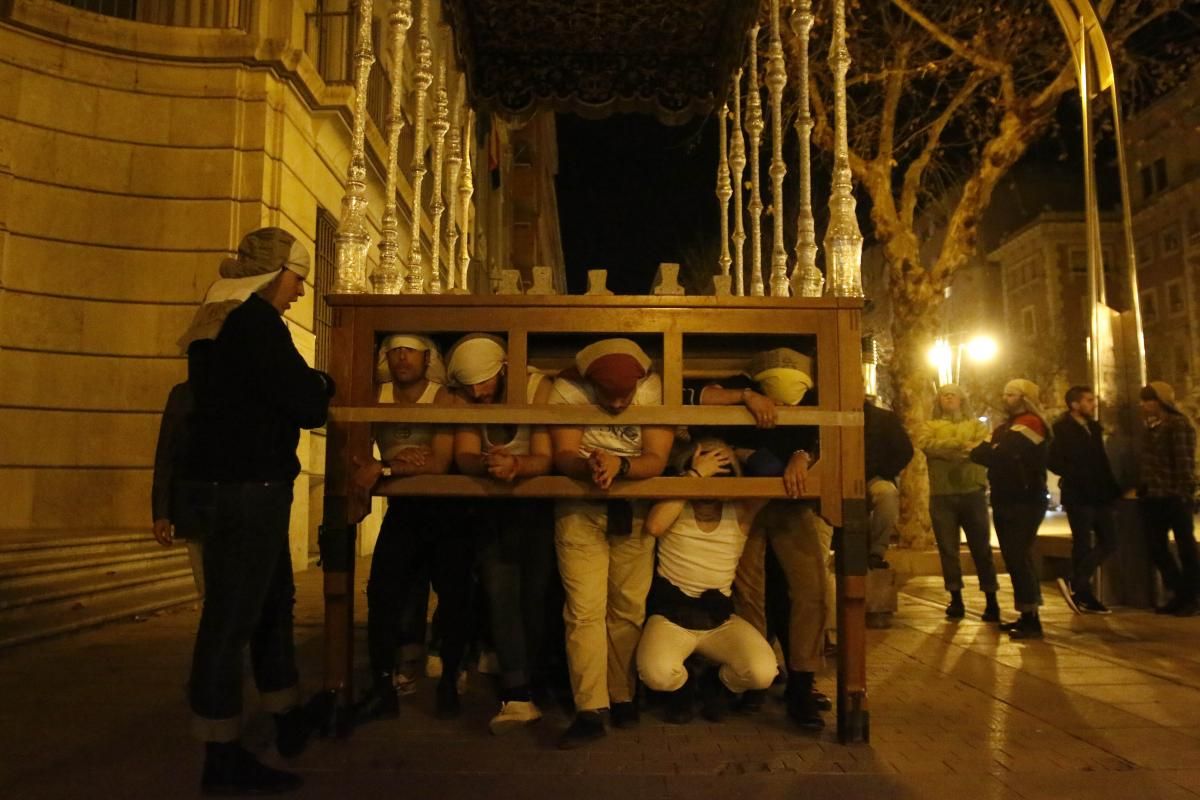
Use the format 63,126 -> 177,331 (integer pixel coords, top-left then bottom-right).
1137,382 -> 1199,616
970,379 -> 1052,640
916,384 -> 1000,622
183,227 -> 334,794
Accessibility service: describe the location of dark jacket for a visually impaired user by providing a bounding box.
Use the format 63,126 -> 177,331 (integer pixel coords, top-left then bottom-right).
1047,413 -> 1120,507
151,381 -> 193,522
186,294 -> 334,483
970,412 -> 1048,505
1139,411 -> 1198,500
864,401 -> 913,482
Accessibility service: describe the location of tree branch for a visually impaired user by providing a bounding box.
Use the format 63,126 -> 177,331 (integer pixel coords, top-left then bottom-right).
889,0 -> 1016,104
898,70 -> 986,228
877,43 -> 911,170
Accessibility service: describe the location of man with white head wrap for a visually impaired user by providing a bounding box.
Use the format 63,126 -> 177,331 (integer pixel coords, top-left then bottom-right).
448,334 -> 556,734
916,384 -> 999,621
352,334 -> 472,721
549,338 -> 675,748
182,227 -> 332,795
970,379 -> 1052,639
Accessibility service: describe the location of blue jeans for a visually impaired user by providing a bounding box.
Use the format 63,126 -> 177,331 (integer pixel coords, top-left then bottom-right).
477,500 -> 555,693
1065,503 -> 1118,595
188,482 -> 297,741
992,501 -> 1046,612
931,491 -> 998,593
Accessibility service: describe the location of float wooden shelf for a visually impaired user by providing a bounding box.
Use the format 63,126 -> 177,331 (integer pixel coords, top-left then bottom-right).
319,292 -> 869,743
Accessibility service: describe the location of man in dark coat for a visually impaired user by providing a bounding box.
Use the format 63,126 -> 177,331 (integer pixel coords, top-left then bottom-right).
181,227 -> 334,795
864,398 -> 914,569
971,378 -> 1051,640
1047,386 -> 1121,614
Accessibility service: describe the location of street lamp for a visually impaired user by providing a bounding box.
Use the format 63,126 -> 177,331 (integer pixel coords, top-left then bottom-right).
928,334 -> 999,387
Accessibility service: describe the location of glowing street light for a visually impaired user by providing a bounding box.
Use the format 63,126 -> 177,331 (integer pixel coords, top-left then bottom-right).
929,334 -> 999,386
928,338 -> 953,386
965,334 -> 998,364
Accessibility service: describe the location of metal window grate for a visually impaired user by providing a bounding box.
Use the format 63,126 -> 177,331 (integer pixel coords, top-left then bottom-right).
314,207 -> 338,373
57,0 -> 138,19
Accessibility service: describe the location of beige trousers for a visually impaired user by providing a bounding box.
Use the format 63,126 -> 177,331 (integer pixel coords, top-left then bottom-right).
555,501 -> 655,712
732,501 -> 832,673
637,613 -> 778,693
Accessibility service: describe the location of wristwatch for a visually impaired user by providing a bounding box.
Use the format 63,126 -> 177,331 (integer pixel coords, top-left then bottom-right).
380,462 -> 393,478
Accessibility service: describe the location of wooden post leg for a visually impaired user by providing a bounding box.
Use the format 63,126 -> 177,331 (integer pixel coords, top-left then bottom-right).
835,497 -> 869,743
317,420 -> 369,737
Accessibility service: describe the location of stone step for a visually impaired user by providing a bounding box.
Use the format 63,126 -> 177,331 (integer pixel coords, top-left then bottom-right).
0,576 -> 199,650
0,546 -> 187,586
0,531 -> 157,565
0,560 -> 195,611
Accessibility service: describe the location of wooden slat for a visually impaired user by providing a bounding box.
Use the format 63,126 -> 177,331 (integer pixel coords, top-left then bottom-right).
327,293 -> 850,311
374,473 -> 824,500
662,330 -> 683,408
329,405 -> 865,426
506,330 -> 528,406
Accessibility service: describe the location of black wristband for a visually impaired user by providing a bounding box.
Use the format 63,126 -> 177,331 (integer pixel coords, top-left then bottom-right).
618,456 -> 631,477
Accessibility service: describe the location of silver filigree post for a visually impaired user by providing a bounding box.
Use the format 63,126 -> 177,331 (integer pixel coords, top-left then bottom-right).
789,0 -> 822,297
824,0 -> 864,297
766,0 -> 789,297
457,110 -> 475,292
444,73 -> 465,292
716,101 -> 732,288
405,0 -> 434,294
331,0 -> 375,294
729,71 -> 747,296
426,35 -> 451,294
746,24 -> 765,297
371,0 -> 414,295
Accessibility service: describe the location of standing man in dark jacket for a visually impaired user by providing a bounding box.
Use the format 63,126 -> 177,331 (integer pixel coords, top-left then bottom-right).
971,379 -> 1051,640
183,227 -> 334,795
1047,386 -> 1121,614
1138,382 -> 1199,616
864,399 -> 914,569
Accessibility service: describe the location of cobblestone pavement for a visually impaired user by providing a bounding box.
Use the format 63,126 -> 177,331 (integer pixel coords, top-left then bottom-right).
3,560 -> 1200,799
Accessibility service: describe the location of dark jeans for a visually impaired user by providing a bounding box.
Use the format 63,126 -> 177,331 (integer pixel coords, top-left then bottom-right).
931,491 -> 998,593
477,500 -> 555,692
1139,496 -> 1199,602
367,498 -> 474,684
1064,503 -> 1118,596
992,501 -> 1046,612
189,482 -> 297,738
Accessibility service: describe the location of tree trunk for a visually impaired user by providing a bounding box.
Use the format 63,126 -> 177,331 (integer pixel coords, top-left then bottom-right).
889,282 -> 940,549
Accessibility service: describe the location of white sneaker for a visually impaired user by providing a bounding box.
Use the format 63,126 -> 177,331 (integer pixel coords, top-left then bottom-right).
477,649 -> 501,675
425,654 -> 444,678
489,700 -> 543,735
394,670 -> 419,697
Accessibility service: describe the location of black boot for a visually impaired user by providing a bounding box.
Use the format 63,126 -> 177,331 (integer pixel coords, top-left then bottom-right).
945,591 -> 965,620
737,688 -> 768,714
558,710 -> 606,750
981,593 -> 1001,623
273,706 -> 315,758
664,676 -> 695,724
1007,611 -> 1043,640
201,741 -> 302,796
354,674 -> 399,722
699,667 -> 733,723
785,671 -> 824,732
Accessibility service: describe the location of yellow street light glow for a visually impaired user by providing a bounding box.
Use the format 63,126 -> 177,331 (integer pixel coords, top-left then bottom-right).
927,339 -> 952,371
965,335 -> 998,363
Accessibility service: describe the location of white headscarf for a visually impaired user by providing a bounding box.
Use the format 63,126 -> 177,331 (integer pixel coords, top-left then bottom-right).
447,334 -> 507,387
375,334 -> 445,384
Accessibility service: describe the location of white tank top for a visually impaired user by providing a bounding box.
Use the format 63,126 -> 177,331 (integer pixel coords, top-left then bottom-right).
479,372 -> 545,456
374,380 -> 442,460
656,502 -> 746,598
548,372 -> 663,458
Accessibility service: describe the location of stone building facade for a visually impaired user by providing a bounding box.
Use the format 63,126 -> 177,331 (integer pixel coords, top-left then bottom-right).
0,0 -> 564,564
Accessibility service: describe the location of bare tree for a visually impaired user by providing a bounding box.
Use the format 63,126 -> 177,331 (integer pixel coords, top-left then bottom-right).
784,0 -> 1195,545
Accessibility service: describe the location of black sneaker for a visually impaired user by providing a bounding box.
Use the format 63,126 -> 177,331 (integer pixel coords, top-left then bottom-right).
558,711 -> 606,750
610,700 -> 640,729
1057,578 -> 1080,614
945,596 -> 966,620
811,689 -> 833,712
1172,599 -> 1200,617
201,742 -> 302,796
786,694 -> 825,732
353,682 -> 399,723
1073,594 -> 1112,615
997,619 -> 1021,632
981,600 -> 1001,623
1156,596 -> 1195,615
